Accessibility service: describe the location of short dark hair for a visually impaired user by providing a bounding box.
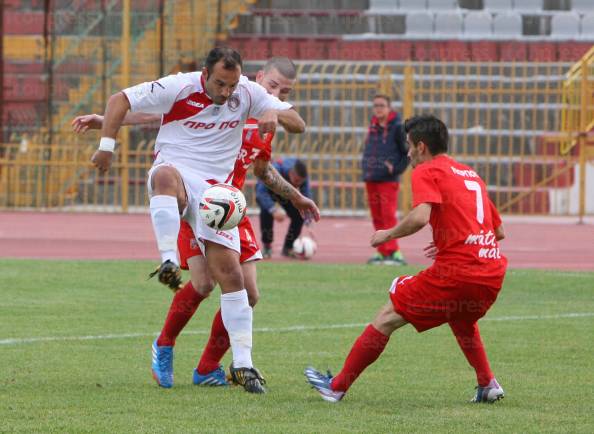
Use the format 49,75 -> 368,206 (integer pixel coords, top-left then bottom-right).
404,114 -> 448,155
373,94 -> 391,106
263,57 -> 297,80
293,159 -> 308,178
204,46 -> 242,74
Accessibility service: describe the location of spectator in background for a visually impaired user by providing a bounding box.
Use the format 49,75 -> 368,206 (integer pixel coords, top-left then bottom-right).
256,158 -> 312,258
362,94 -> 409,265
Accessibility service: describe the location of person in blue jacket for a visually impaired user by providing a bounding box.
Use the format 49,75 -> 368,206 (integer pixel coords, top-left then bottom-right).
361,94 -> 409,265
256,158 -> 311,258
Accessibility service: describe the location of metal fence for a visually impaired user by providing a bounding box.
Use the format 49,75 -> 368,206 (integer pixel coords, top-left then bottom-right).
1,2 -> 593,217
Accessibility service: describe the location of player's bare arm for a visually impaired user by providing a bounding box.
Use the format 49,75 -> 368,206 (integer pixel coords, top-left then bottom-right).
495,224 -> 505,240
73,112 -> 160,133
258,108 -> 305,137
371,203 -> 431,247
253,159 -> 320,221
91,92 -> 131,172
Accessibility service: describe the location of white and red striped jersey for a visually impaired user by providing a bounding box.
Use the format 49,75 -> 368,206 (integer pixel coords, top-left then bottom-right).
122,72 -> 291,183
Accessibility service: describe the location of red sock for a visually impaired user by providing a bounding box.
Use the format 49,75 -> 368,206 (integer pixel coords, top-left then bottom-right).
156,281 -> 205,347
449,321 -> 494,387
331,325 -> 390,393
197,309 -> 230,375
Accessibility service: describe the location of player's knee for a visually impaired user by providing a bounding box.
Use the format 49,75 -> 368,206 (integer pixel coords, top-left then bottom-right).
151,167 -> 180,196
191,277 -> 215,297
247,289 -> 259,307
213,263 -> 243,290
372,303 -> 406,335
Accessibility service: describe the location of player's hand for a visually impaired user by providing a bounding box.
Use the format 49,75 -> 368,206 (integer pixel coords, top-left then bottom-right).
272,208 -> 286,222
384,160 -> 394,175
291,195 -> 321,222
371,229 -> 392,247
72,114 -> 104,134
258,110 -> 278,138
91,150 -> 113,173
423,241 -> 438,260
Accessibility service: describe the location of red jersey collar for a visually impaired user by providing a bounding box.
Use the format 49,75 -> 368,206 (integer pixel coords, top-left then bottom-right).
371,111 -> 397,126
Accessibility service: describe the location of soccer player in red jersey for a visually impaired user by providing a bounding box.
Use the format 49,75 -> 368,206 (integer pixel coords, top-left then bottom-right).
305,114 -> 507,403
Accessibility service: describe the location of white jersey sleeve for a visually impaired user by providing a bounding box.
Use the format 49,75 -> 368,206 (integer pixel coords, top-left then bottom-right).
245,80 -> 293,119
122,73 -> 194,114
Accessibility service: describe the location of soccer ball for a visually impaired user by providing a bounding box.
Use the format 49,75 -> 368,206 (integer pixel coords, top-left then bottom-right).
293,236 -> 317,260
199,184 -> 246,231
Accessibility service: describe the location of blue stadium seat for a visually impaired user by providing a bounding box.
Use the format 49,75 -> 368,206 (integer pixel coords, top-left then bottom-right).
572,0 -> 594,13
513,0 -> 542,12
427,0 -> 458,10
400,0 -> 428,10
484,0 -> 513,11
405,11 -> 433,36
580,13 -> 594,40
434,11 -> 463,38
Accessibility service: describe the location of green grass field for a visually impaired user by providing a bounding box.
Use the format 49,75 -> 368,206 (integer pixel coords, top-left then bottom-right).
1,260 -> 593,433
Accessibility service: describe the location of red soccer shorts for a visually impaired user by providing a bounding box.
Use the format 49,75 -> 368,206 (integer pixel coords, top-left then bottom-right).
388,274 -> 501,332
177,216 -> 261,270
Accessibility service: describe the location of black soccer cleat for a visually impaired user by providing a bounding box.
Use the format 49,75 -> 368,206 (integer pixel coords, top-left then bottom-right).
148,260 -> 183,292
229,364 -> 267,394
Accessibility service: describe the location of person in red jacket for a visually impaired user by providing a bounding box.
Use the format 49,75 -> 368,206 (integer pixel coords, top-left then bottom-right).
362,94 -> 409,265
306,114 -> 507,404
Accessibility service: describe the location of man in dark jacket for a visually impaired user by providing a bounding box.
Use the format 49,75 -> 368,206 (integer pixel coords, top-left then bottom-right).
362,94 -> 409,265
256,158 -> 312,258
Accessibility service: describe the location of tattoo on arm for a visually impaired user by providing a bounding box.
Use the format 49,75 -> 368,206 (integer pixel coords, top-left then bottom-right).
260,165 -> 297,200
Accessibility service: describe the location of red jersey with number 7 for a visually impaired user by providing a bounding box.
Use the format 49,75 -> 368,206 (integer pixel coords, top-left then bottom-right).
412,154 -> 507,288
231,119 -> 274,190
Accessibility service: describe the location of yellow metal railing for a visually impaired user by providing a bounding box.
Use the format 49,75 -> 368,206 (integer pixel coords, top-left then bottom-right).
2,60 -> 593,216
561,45 -> 594,155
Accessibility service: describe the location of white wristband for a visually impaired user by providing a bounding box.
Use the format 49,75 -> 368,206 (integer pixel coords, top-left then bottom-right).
98,137 -> 116,152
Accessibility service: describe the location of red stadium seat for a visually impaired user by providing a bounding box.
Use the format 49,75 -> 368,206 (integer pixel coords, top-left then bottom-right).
528,42 -> 557,62
3,12 -> 45,35
383,41 -> 413,61
469,41 -> 498,62
297,39 -> 328,60
341,41 -> 383,61
557,42 -> 592,62
269,38 -> 299,59
499,41 -> 528,62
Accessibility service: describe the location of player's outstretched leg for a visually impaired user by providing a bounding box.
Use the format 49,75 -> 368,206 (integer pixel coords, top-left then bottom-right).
449,320 -> 504,403
304,303 -> 405,402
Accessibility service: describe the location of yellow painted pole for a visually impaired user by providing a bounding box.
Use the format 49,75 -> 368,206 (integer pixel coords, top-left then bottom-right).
401,65 -> 414,214
578,57 -> 588,223
121,0 -> 131,212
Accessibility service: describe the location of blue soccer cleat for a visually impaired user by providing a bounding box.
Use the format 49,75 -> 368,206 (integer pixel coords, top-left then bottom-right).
151,339 -> 174,388
192,366 -> 229,386
471,378 -> 505,403
304,366 -> 345,402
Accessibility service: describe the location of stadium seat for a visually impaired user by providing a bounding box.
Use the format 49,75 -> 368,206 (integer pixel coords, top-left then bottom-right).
405,11 -> 434,36
368,0 -> 398,11
297,39 -> 328,59
580,14 -> 594,40
500,41 -> 528,60
463,11 -> 493,38
399,0 -> 428,10
513,0 -> 542,11
484,0 -> 512,10
572,0 -> 594,12
550,12 -> 580,40
469,41 -> 498,61
383,40 -> 413,60
427,0 -> 458,10
557,41 -> 592,61
492,11 -> 522,39
269,38 -> 299,58
528,42 -> 557,61
434,11 -> 463,37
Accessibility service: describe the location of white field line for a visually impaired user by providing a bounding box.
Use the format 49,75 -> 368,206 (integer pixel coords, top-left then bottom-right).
1,312 -> 594,346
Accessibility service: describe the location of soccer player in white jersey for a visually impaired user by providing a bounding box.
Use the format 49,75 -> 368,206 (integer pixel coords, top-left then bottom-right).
92,47 -> 306,393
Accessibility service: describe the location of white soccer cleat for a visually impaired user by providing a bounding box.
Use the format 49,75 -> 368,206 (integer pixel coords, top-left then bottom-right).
471,378 -> 505,403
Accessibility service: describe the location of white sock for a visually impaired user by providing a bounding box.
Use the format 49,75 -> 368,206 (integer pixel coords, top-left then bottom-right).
149,195 -> 180,265
220,289 -> 253,369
